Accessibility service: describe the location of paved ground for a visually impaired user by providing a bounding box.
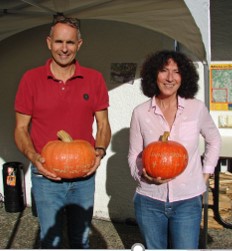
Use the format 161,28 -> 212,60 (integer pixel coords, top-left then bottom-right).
0,206 -> 232,249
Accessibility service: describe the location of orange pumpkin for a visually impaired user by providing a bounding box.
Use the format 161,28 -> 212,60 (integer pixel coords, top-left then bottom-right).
41,130 -> 96,179
142,131 -> 188,179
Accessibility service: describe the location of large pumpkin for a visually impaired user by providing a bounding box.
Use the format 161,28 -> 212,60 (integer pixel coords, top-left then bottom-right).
142,131 -> 188,179
41,130 -> 96,179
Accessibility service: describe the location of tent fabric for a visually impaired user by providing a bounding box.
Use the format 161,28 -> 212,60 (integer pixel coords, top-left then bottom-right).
184,0 -> 210,64
210,0 -> 232,61
0,0 -> 209,62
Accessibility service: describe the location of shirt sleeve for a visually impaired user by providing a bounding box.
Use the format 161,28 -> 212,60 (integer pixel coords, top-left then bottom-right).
94,73 -> 109,111
128,108 -> 144,181
14,72 -> 33,115
200,104 -> 221,173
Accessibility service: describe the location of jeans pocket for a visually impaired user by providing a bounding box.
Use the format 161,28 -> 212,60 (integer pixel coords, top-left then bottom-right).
31,165 -> 43,178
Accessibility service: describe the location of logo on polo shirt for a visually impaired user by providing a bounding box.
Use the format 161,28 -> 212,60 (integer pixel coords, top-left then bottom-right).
83,94 -> 89,100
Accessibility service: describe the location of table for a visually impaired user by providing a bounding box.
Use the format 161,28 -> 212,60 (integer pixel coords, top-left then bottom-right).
202,156 -> 232,248
213,157 -> 232,229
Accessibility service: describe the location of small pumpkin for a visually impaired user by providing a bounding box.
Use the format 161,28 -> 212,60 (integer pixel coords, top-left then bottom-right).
142,131 -> 188,179
41,130 -> 96,179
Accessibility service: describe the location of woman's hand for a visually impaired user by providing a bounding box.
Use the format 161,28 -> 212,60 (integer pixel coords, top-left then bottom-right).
142,168 -> 172,185
203,173 -> 211,184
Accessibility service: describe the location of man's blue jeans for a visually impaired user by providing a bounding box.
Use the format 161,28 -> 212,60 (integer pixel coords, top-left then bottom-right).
31,165 -> 95,249
134,192 -> 202,249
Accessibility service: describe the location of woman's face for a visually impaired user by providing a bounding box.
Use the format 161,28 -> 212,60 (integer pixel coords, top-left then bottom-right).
157,58 -> 181,98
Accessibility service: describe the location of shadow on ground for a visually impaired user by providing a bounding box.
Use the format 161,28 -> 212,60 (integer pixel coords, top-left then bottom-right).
0,206 -> 232,249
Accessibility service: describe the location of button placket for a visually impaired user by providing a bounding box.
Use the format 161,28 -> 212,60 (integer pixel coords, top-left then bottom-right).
59,81 -> 66,91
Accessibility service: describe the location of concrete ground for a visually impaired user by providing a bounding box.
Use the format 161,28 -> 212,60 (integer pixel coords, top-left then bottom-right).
0,206 -> 232,249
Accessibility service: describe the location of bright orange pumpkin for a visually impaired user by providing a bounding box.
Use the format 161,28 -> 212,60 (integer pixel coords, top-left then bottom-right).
41,130 -> 96,179
142,131 -> 188,179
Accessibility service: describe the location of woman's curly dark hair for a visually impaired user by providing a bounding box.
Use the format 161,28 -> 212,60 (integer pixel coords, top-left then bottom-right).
140,50 -> 199,98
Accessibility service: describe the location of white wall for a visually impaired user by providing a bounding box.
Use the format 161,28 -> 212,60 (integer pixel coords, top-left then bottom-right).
94,80 -> 148,220
0,19 -> 204,221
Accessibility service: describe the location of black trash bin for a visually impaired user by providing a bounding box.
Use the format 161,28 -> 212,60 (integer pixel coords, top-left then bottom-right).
2,162 -> 25,212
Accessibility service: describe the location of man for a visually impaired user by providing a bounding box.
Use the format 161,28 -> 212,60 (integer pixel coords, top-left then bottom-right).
14,16 -> 111,248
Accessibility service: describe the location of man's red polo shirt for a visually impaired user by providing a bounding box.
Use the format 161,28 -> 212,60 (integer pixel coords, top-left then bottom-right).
15,59 -> 109,153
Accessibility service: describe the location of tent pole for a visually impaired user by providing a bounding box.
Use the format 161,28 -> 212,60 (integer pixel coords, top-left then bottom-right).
204,64 -> 210,107
201,63 -> 210,249
174,40 -> 180,52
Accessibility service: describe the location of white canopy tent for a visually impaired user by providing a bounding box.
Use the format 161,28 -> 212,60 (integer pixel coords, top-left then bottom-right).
1,2 -> 232,244
0,0 -> 210,63
0,0 -> 213,225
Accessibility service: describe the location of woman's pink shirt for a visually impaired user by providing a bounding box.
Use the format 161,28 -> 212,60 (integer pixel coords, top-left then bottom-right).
128,96 -> 221,202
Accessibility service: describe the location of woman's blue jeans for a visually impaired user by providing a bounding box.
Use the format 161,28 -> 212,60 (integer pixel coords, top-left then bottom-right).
134,192 -> 202,249
31,165 -> 95,249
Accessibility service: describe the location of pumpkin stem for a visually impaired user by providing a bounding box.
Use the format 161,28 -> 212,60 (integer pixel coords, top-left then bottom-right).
57,130 -> 73,142
161,131 -> 170,142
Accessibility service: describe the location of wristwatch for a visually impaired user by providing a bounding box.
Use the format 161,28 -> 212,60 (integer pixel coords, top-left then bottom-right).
95,147 -> 106,159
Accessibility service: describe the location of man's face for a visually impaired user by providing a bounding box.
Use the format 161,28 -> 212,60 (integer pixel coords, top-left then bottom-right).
46,23 -> 83,67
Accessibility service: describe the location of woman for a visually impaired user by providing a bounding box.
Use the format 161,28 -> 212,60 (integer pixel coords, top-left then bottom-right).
128,50 -> 221,249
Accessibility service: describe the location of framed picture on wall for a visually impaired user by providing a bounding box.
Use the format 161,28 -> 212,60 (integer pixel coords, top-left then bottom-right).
110,63 -> 137,85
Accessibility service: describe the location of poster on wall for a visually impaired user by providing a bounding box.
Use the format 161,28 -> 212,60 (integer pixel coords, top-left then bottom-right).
110,63 -> 137,85
210,63 -> 232,111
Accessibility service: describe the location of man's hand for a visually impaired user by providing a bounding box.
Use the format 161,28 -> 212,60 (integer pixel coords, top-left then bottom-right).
31,153 -> 61,181
84,155 -> 101,177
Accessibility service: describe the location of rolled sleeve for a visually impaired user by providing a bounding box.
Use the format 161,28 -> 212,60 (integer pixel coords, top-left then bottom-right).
200,106 -> 221,174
